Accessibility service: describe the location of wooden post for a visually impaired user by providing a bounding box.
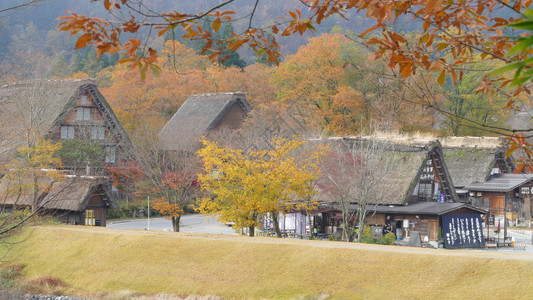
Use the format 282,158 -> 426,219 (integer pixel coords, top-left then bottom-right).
525,194 -> 532,227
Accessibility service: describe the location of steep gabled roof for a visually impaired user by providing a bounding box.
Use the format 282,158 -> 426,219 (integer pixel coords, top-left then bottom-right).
158,92 -> 252,151
0,175 -> 118,211
0,79 -> 136,163
440,137 -> 509,188
314,136 -> 457,205
0,79 -> 91,162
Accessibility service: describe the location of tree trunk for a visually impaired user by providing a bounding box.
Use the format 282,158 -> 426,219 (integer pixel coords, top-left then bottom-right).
271,211 -> 283,238
526,195 -> 531,227
347,223 -> 355,242
342,215 -> 350,242
172,215 -> 181,232
356,209 -> 366,242
343,210 -> 356,242
356,224 -> 363,242
249,226 -> 255,237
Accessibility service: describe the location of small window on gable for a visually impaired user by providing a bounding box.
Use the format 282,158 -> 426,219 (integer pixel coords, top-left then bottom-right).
418,183 -> 433,200
60,126 -> 75,139
81,95 -> 87,105
91,127 -> 105,140
105,146 -> 116,163
77,108 -> 91,121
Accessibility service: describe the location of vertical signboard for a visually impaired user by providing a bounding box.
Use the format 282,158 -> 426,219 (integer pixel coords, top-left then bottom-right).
441,214 -> 485,249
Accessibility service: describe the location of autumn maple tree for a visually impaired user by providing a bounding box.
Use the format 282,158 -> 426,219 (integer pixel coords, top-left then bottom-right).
149,165 -> 199,232
130,119 -> 201,232
106,160 -> 144,205
2,139 -> 63,213
139,157 -> 199,233
197,137 -> 322,237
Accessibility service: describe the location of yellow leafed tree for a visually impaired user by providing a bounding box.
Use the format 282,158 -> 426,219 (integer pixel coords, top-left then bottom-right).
197,137 -> 323,237
2,139 -> 63,214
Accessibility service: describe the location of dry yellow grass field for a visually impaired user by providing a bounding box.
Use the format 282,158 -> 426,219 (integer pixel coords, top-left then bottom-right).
6,225 -> 533,299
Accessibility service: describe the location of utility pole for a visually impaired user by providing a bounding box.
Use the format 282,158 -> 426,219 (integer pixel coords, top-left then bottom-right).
504,196 -> 508,241
147,196 -> 150,231
486,210 -> 490,243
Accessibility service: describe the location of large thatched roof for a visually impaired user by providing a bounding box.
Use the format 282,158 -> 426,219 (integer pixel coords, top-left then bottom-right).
314,136 -> 455,205
0,175 -> 118,211
0,79 -> 89,162
158,92 -> 252,151
0,79 -> 135,163
440,137 -> 509,188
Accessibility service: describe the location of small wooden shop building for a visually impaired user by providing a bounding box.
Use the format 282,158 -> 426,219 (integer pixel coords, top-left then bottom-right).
465,173 -> 533,226
371,202 -> 487,244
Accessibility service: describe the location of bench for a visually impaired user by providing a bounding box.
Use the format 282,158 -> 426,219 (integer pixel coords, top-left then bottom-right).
497,241 -> 512,248
514,244 -> 527,251
486,243 -> 497,249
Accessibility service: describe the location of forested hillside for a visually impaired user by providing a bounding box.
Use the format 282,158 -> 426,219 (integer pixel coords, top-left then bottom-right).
0,0 -> 521,139
0,0 -> 415,78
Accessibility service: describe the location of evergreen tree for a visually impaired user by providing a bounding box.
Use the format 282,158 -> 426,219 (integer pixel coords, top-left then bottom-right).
164,18 -> 246,68
219,22 -> 246,68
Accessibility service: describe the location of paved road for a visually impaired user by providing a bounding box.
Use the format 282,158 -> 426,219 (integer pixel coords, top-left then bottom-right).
107,214 -> 237,235
508,229 -> 533,244
108,218 -> 533,258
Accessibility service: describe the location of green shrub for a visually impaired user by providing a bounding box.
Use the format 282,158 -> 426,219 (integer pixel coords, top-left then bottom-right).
362,226 -> 374,242
355,226 -> 376,243
379,233 -> 396,245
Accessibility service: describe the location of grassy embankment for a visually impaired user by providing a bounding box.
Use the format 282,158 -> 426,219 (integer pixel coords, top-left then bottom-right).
5,225 -> 533,299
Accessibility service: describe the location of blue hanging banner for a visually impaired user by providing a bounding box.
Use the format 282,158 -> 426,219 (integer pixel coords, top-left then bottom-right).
441,214 -> 485,249
439,193 -> 446,203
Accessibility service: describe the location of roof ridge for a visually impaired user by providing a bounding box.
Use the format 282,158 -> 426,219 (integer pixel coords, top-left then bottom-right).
1,78 -> 95,90
188,92 -> 245,99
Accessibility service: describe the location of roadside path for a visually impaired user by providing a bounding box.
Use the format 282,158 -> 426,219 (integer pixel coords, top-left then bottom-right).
89,224 -> 533,261
107,214 -> 237,235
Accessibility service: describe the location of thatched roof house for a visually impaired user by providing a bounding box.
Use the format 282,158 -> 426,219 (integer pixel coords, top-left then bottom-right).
314,136 -> 458,206
440,137 -> 512,190
158,92 -> 252,151
0,174 -> 118,226
0,79 -> 137,172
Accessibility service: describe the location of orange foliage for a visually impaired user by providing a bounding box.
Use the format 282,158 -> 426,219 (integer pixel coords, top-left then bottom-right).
100,40 -> 277,141
329,86 -> 366,134
99,41 -> 214,135
274,33 -> 351,133
68,71 -> 91,79
151,198 -> 184,219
